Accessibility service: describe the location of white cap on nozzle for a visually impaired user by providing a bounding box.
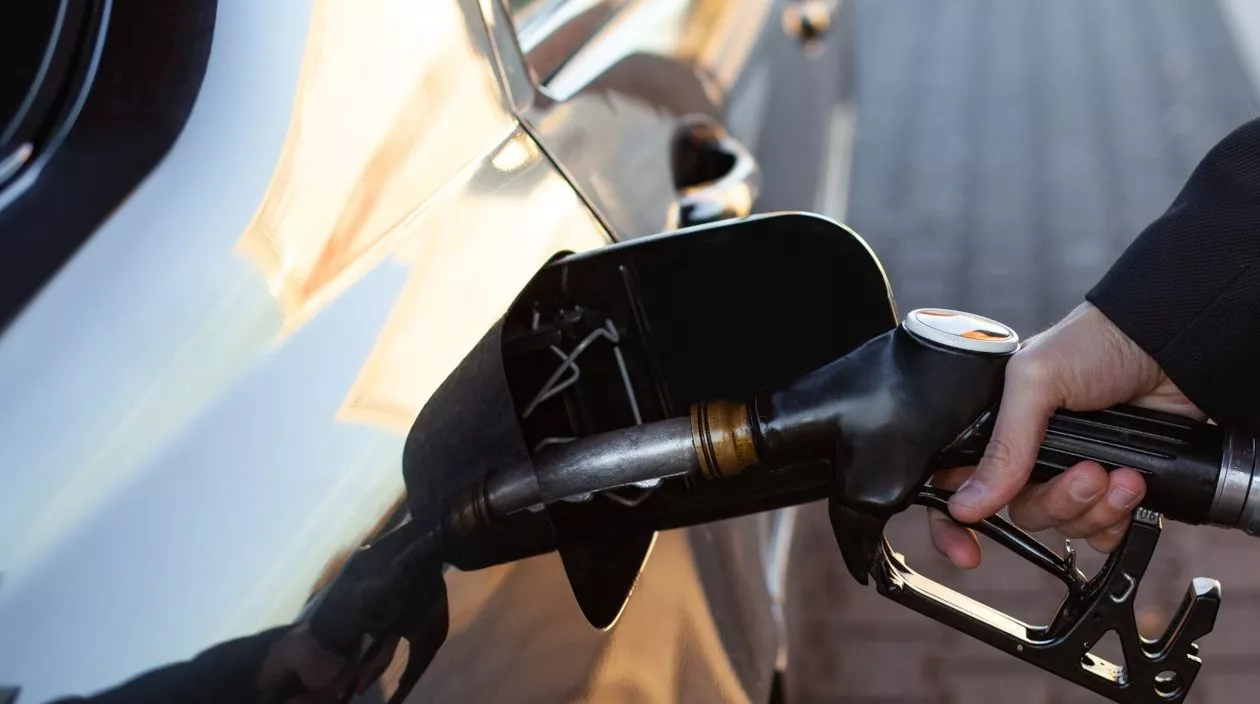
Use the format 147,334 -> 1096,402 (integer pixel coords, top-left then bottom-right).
902,309 -> 1020,354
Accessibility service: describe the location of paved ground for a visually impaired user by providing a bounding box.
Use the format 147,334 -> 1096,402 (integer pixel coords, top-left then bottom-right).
787,1 -> 1260,702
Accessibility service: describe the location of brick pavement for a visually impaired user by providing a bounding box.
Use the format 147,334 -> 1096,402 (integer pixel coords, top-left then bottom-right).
786,1 -> 1260,702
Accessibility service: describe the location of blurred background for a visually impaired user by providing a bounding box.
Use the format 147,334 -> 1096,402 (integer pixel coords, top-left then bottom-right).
787,1 -> 1260,702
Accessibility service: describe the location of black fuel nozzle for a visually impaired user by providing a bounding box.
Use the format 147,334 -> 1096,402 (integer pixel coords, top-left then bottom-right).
349,304 -> 1243,704
751,309 -> 1018,582
458,309 -> 1019,583
760,308 -> 1234,704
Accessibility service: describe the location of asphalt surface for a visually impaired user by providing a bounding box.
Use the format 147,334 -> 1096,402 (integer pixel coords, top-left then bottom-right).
786,1 -> 1260,702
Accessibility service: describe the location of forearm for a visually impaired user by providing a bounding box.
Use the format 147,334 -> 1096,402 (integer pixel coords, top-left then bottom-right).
1087,118 -> 1260,432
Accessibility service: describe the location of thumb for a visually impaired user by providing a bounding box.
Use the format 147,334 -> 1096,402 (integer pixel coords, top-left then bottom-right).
948,365 -> 1057,523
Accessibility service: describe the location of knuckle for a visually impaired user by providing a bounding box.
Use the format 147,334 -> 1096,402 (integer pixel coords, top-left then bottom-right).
1009,353 -> 1052,387
1009,353 -> 1076,406
982,436 -> 1017,470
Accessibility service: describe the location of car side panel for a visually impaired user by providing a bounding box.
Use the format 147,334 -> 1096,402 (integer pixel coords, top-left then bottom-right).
0,1 -> 610,700
0,1 -> 841,701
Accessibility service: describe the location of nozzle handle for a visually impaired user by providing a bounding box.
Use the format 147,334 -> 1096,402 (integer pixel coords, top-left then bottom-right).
944,405 -> 1259,533
1037,406 -> 1222,525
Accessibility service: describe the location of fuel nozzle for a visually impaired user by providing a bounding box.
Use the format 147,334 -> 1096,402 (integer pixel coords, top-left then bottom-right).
751,309 -> 1019,582
446,405 -> 763,536
309,305 -> 1238,704
449,309 -> 1020,584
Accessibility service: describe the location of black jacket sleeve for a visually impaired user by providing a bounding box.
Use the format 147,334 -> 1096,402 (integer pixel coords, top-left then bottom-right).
50,627 -> 289,704
1087,117 -> 1260,433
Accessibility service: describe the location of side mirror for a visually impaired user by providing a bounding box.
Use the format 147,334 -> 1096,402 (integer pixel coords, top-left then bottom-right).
403,211 -> 896,629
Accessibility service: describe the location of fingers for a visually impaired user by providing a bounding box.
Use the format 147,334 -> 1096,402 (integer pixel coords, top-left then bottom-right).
1007,461 -> 1107,532
1008,462 -> 1146,552
931,461 -> 1147,569
1086,514 -> 1132,554
1058,467 -> 1145,537
1069,467 -> 1145,552
928,508 -> 981,569
949,360 -> 1059,524
928,466 -> 981,569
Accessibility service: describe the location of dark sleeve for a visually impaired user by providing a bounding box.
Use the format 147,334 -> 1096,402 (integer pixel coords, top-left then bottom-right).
1086,118 -> 1260,433
49,627 -> 289,704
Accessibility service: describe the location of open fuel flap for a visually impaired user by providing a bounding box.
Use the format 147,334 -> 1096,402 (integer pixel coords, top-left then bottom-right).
485,211 -> 897,628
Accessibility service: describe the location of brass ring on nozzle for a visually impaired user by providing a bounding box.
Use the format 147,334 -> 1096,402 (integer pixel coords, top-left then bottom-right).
691,400 -> 760,479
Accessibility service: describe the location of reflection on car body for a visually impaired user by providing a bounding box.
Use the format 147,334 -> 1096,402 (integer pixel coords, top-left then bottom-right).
0,0 -> 848,701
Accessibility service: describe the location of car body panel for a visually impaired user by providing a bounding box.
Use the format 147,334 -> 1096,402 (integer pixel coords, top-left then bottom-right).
517,0 -> 848,234
0,0 -> 844,701
522,0 -> 775,238
417,520 -> 772,703
0,1 -> 607,699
